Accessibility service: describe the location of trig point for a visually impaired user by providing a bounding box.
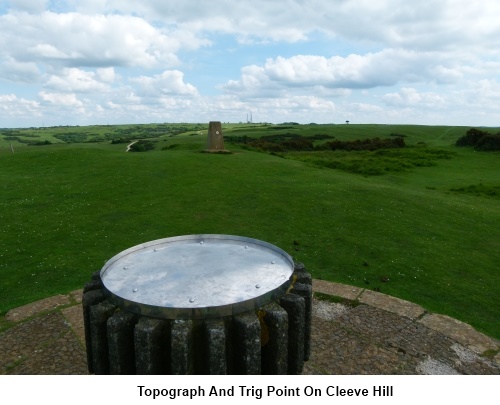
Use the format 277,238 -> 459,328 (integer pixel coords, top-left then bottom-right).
204,121 -> 230,153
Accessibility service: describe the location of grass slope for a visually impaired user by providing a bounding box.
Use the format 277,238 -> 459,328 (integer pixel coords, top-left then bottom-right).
0,124 -> 499,339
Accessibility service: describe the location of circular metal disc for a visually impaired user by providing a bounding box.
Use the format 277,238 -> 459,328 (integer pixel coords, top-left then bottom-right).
100,235 -> 294,319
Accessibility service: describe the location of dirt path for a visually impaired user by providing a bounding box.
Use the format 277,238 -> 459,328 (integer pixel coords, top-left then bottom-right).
126,141 -> 138,152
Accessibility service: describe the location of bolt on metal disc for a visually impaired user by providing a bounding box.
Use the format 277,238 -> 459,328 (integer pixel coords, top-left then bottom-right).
100,235 -> 294,319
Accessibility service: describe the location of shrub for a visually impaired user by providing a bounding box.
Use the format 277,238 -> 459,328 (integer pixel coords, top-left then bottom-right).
111,138 -> 132,144
248,140 -> 287,152
28,140 -> 52,146
318,137 -> 405,151
231,134 -> 404,154
281,138 -> 314,151
129,140 -> 157,152
450,184 -> 500,198
475,135 -> 500,151
54,133 -> 88,143
456,128 -> 500,151
286,146 -> 454,176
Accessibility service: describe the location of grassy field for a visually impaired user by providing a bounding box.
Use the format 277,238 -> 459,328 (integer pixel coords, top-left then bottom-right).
1,123 -> 499,340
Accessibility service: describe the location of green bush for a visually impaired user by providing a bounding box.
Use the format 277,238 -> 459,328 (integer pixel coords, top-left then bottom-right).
476,134 -> 500,151
450,184 -> 500,198
129,140 -> 157,152
28,140 -> 52,146
111,138 -> 132,144
318,137 -> 405,151
286,146 -> 454,176
456,128 -> 500,151
54,133 -> 88,143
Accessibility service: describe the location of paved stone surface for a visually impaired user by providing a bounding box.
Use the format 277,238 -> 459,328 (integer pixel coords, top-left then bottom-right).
313,279 -> 363,300
1,283 -> 499,375
5,295 -> 70,322
69,289 -> 84,304
419,313 -> 499,354
359,289 -> 425,319
61,304 -> 85,344
0,312 -> 87,374
302,300 -> 499,375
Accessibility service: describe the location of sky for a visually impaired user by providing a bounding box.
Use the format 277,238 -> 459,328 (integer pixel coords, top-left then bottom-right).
0,0 -> 499,128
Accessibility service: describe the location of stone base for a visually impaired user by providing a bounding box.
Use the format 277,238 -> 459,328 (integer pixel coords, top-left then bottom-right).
202,149 -> 232,154
82,263 -> 312,375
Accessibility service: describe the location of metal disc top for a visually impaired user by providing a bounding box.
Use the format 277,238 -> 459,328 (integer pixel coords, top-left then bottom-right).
100,235 -> 294,319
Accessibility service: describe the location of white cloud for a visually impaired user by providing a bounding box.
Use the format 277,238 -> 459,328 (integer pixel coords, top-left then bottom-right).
65,1 -> 310,43
44,68 -> 110,93
450,79 -> 500,113
0,11 -> 206,70
59,0 -> 500,52
221,50 -> 459,98
474,79 -> 500,102
383,88 -> 445,108
0,57 -> 41,83
39,91 -> 84,108
6,0 -> 48,13
130,70 -> 199,97
28,43 -> 68,59
262,54 -> 379,87
1,1 -> 499,127
196,93 -> 338,124
430,65 -> 464,84
0,93 -> 40,116
96,67 -> 116,84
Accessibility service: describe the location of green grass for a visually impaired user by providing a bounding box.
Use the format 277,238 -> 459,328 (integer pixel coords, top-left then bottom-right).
284,147 -> 456,176
0,123 -> 207,147
0,123 -> 499,339
450,183 -> 500,199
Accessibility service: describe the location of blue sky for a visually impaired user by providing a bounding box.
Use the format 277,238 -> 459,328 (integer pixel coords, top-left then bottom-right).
1,0 -> 499,127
